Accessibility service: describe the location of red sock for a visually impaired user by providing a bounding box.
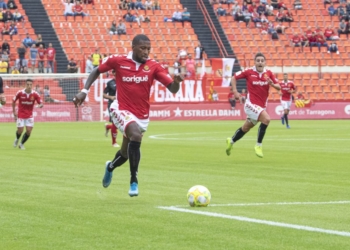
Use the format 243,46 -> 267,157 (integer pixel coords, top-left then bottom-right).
111,123 -> 117,144
106,124 -> 112,131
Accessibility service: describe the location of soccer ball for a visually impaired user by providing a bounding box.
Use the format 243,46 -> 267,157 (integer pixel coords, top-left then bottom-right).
187,185 -> 211,207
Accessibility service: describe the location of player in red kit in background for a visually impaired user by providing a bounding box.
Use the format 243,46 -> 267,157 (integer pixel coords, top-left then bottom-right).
12,79 -> 43,150
279,73 -> 296,129
226,53 -> 281,158
73,34 -> 183,197
103,69 -> 119,147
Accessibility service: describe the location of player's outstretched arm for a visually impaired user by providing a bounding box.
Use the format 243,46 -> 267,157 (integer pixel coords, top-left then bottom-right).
12,100 -> 17,120
230,77 -> 241,100
167,74 -> 184,94
73,67 -> 101,107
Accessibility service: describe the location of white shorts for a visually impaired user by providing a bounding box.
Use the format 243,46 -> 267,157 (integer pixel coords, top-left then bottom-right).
17,118 -> 34,127
244,99 -> 265,125
110,108 -> 149,136
281,100 -> 292,110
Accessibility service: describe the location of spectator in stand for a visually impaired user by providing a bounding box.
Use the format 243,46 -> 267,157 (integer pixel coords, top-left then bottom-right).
7,0 -> 17,10
328,3 -> 337,16
44,85 -> 60,103
240,88 -> 247,104
13,9 -> 24,23
145,0 -> 152,10
123,10 -> 136,27
228,88 -> 236,109
67,58 -> 78,73
8,21 -> 17,40
85,55 -> 93,73
46,43 -> 56,73
22,33 -> 34,48
2,39 -> 10,54
267,22 -> 277,35
260,22 -> 269,34
172,8 -> 182,23
327,42 -> 340,54
308,31 -> 318,51
35,34 -> 45,48
231,3 -> 239,17
73,1 -> 87,21
0,8 -> 4,22
256,3 -> 267,16
153,0 -> 160,10
144,15 -> 150,22
134,10 -> 144,27
16,44 -> 27,69
35,85 -> 43,95
275,21 -> 288,34
290,33 -> 302,50
61,0 -> 75,21
4,9 -> 13,22
135,0 -> 145,10
91,48 -> 102,68
278,1 -> 287,10
126,0 -> 135,10
37,44 -> 46,73
242,2 -> 248,12
182,7 -> 192,26
305,26 -> 313,39
117,20 -> 127,35
276,8 -> 285,22
29,44 -> 38,73
243,9 -> 252,27
252,10 -> 261,26
285,9 -> 294,22
216,4 -> 227,16
337,4 -> 348,21
185,54 -> 196,78
338,19 -> 348,38
1,22 -> 9,37
248,2 -> 256,13
235,8 -> 245,22
173,59 -> 181,76
271,0 -> 279,9
296,91 -> 305,100
260,13 -> 269,23
119,0 -> 128,10
324,25 -> 339,40
212,90 -> 219,101
2,49 -> 9,72
265,3 -> 274,16
315,32 -> 329,52
293,0 -> 302,10
109,20 -> 118,35
11,66 -> 19,74
20,66 -> 28,74
194,43 -> 205,65
0,59 -> 8,74
300,32 -> 309,48
0,0 -> 7,9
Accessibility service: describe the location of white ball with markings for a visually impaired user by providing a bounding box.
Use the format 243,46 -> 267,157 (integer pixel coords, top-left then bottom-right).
187,185 -> 211,207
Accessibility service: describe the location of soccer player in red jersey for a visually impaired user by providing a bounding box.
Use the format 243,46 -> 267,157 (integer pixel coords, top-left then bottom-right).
12,79 -> 43,150
226,53 -> 280,158
73,34 -> 183,197
103,70 -> 119,147
279,73 -> 296,129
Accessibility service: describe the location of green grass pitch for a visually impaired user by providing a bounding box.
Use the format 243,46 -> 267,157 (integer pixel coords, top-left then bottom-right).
1,120 -> 350,249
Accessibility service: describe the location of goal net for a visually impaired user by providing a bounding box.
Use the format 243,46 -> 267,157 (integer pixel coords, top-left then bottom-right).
0,73 -> 110,123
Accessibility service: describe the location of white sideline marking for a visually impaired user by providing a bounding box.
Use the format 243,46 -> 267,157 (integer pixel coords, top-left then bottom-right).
176,200 -> 350,207
158,206 -> 350,237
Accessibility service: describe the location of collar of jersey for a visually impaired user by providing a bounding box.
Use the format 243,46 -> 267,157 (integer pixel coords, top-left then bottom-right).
252,66 -> 266,74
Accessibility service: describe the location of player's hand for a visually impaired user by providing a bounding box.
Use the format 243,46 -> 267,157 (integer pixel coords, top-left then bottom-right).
73,92 -> 87,107
174,74 -> 185,84
13,113 -> 17,121
233,90 -> 241,100
266,76 -> 273,85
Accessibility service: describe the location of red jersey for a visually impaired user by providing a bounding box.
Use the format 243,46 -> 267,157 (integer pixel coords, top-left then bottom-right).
38,48 -> 46,60
291,36 -> 301,43
316,34 -> 325,43
46,48 -> 56,61
98,52 -> 173,119
13,89 -> 42,119
74,5 -> 83,12
279,81 -> 295,101
324,29 -> 334,38
305,30 -> 313,39
228,92 -> 234,99
234,67 -> 278,108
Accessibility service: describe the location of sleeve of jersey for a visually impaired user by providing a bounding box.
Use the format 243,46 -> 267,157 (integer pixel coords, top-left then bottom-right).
155,64 -> 173,87
234,70 -> 247,80
269,71 -> 278,84
12,91 -> 20,102
98,56 -> 117,73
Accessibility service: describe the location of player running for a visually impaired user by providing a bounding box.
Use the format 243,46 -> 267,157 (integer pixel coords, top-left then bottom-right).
73,34 -> 183,197
12,79 -> 43,150
279,73 -> 296,129
103,69 -> 120,147
226,53 -> 280,158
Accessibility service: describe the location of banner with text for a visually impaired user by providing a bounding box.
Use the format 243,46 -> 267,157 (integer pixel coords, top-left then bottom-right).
211,58 -> 235,87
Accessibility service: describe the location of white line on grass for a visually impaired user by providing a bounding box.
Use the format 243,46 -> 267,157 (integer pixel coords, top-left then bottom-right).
158,206 -> 350,238
173,200 -> 350,207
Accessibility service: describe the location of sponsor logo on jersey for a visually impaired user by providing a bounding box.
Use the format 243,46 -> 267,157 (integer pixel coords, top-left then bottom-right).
22,101 -> 33,105
30,96 -> 34,100
252,81 -> 268,86
143,65 -> 149,71
122,75 -> 149,83
120,66 -> 131,69
251,75 -> 257,77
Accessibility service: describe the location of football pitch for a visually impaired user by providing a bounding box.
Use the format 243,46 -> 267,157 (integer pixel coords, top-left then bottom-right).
1,120 -> 350,250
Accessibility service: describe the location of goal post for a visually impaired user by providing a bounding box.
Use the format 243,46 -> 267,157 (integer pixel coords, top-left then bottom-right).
0,73 -> 109,123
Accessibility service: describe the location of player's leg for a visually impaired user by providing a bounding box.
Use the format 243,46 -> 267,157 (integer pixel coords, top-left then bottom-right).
103,136 -> 129,188
19,125 -> 33,150
284,109 -> 290,128
255,110 -> 271,158
226,119 -> 254,156
111,123 -> 119,147
14,125 -> 24,148
125,122 -> 142,197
